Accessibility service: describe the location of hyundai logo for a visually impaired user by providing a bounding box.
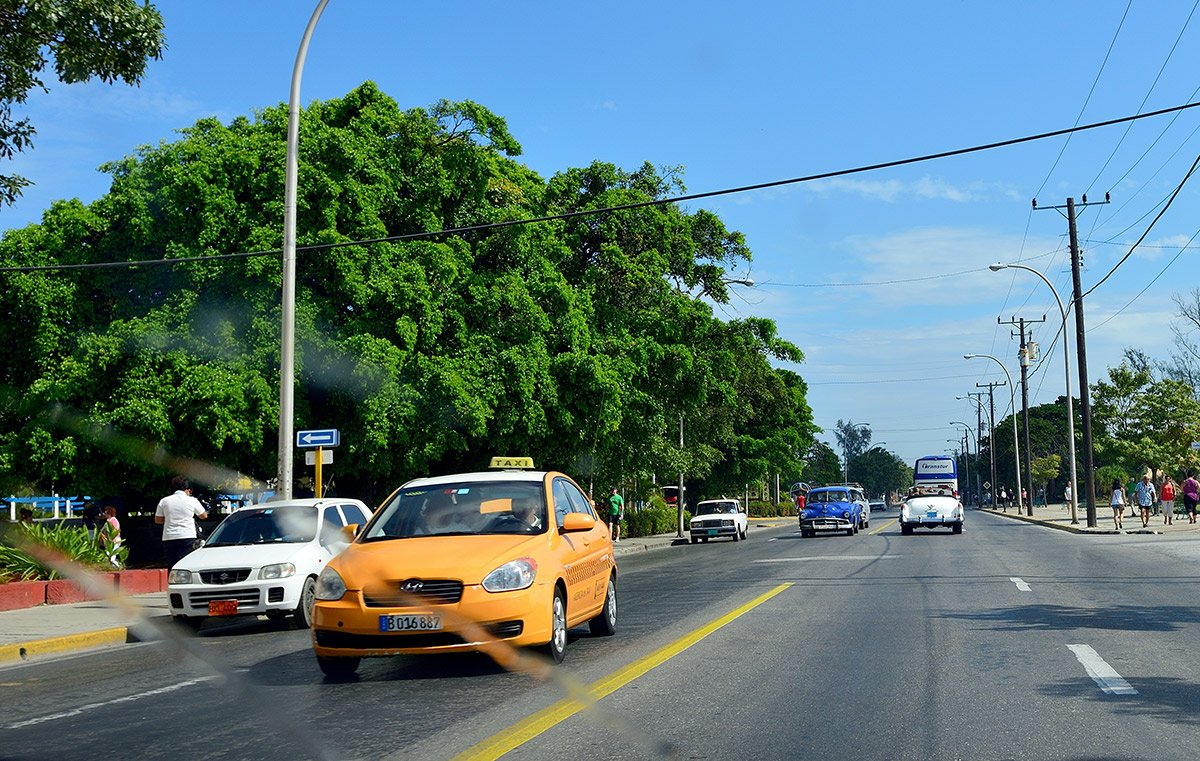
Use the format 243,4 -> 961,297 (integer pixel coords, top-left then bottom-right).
400,580 -> 424,593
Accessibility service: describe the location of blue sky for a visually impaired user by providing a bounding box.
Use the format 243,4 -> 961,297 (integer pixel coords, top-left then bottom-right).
4,1 -> 1199,474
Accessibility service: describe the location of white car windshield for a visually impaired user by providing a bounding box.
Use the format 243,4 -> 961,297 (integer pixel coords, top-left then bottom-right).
696,502 -> 738,515
205,506 -> 316,546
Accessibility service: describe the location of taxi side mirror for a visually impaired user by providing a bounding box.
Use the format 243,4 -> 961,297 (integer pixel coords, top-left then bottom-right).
560,512 -> 595,533
342,524 -> 360,540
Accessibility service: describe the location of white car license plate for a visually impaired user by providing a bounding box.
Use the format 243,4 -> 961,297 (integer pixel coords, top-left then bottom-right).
708,529 -> 719,536
378,614 -> 442,632
926,511 -> 938,518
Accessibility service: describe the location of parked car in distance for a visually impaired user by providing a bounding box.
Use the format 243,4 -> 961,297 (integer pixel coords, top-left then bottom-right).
689,498 -> 748,543
167,498 -> 373,629
800,485 -> 868,537
868,499 -> 888,514
899,484 -> 964,534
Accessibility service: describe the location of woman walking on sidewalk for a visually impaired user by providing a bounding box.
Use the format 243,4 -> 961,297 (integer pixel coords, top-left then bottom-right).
1110,478 -> 1126,530
1161,476 -> 1177,525
1183,473 -> 1200,524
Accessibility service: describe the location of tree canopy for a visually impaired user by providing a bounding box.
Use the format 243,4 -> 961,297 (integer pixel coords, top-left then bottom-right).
0,0 -> 166,206
0,83 -> 815,506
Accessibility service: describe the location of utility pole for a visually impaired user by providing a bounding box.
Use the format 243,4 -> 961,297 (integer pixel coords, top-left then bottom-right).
1034,194 -> 1109,527
968,391 -> 986,505
976,381 -> 1005,511
999,315 -> 1045,516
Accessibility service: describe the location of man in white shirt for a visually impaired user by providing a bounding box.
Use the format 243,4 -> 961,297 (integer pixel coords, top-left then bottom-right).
155,476 -> 208,569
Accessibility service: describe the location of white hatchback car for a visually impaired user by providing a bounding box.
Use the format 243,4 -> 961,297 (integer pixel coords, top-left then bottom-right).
168,498 -> 372,629
689,498 -> 748,543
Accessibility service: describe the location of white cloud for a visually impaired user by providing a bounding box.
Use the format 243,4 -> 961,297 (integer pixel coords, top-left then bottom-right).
806,175 -> 1015,203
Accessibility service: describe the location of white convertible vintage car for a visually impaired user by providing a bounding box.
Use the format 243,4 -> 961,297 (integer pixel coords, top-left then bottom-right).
899,484 -> 963,535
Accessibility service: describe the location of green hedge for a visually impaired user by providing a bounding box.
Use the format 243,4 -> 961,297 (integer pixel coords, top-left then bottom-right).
621,494 -> 690,537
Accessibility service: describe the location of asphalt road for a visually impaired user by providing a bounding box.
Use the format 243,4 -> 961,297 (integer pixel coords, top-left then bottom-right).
4,510 -> 1200,761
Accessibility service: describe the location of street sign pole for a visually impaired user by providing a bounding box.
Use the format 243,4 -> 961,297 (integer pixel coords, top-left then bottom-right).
315,446 -> 324,499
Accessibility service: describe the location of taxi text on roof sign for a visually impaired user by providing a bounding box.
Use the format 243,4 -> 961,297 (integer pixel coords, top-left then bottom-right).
489,456 -> 535,469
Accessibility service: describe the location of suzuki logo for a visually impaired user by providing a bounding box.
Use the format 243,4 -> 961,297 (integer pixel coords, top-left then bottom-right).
401,579 -> 424,593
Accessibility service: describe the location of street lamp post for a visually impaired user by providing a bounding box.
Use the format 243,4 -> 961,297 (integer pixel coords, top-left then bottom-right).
277,0 -> 330,500
957,394 -> 994,509
950,421 -> 977,505
964,354 -> 1023,517
990,263 -> 1080,525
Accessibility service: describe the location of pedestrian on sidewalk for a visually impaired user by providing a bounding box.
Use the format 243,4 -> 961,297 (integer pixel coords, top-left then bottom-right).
1110,478 -> 1126,530
1183,473 -> 1200,524
1021,487 -> 1028,508
155,476 -> 208,570
608,488 -> 624,543
1135,474 -> 1156,529
1125,478 -> 1138,518
99,504 -> 123,568
1000,487 -> 1008,510
1161,476 -> 1177,525
1063,483 -> 1073,511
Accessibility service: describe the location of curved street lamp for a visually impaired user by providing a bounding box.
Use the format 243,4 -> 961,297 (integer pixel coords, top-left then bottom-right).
989,263 -> 1079,524
957,394 -> 996,509
964,353 -> 1024,515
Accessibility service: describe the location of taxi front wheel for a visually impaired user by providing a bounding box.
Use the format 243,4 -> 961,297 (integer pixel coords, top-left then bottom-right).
541,588 -> 568,663
589,576 -> 617,637
317,655 -> 361,680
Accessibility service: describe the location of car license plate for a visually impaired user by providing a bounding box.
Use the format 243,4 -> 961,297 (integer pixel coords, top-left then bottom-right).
926,511 -> 938,518
209,599 -> 238,616
708,529 -> 719,536
378,614 -> 442,632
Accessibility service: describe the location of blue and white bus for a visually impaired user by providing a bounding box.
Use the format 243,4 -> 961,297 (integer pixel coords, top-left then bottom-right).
913,455 -> 958,493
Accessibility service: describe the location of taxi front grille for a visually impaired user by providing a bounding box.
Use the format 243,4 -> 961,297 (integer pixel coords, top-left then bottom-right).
199,568 -> 252,584
316,620 -> 522,649
363,579 -> 464,607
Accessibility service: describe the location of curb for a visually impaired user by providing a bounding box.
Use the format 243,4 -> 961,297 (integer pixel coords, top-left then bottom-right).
980,508 -> 1159,535
0,626 -> 132,664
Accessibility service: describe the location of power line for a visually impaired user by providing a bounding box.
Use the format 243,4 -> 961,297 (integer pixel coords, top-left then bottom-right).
5,100 -> 1200,274
1081,153 -> 1200,299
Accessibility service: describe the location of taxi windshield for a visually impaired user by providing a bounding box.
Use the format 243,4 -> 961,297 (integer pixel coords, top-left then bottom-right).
206,506 -> 316,546
363,481 -> 547,540
810,490 -> 849,504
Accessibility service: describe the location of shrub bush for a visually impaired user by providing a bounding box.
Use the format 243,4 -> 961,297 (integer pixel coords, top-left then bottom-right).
0,523 -> 126,581
621,495 -> 689,538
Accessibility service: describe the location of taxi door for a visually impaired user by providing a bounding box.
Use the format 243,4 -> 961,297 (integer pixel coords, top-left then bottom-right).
550,476 -> 611,623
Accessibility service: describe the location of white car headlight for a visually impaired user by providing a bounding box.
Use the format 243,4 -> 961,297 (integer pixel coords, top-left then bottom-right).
259,562 -> 296,580
168,569 -> 193,585
482,558 -> 538,593
315,567 -> 347,600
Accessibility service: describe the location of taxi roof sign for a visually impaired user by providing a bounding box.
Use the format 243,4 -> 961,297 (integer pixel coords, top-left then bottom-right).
489,456 -> 535,470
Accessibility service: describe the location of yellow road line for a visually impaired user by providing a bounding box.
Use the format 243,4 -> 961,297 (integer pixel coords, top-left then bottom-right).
869,518 -> 897,535
453,582 -> 793,761
0,627 -> 128,663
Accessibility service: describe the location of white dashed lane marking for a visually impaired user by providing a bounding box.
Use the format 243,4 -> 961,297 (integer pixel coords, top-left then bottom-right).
1010,577 -> 1032,591
1068,644 -> 1138,695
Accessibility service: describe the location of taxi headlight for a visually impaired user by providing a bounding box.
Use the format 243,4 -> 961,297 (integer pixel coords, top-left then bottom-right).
259,562 -> 296,580
168,569 -> 193,585
482,558 -> 538,593
315,567 -> 347,601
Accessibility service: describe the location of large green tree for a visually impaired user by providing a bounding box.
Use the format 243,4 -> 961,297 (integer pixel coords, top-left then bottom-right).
0,0 -> 166,205
0,83 -> 815,508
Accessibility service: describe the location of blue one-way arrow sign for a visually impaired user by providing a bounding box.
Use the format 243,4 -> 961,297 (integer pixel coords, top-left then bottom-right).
297,428 -> 340,448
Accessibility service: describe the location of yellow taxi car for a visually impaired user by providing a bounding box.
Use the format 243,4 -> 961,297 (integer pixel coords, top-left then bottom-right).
311,458 -> 617,677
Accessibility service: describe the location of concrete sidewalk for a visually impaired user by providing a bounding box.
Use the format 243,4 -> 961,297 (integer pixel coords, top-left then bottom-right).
0,591 -> 170,664
980,502 -> 1200,535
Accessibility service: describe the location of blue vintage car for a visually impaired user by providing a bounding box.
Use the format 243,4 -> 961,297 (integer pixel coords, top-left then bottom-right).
799,485 -> 869,537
